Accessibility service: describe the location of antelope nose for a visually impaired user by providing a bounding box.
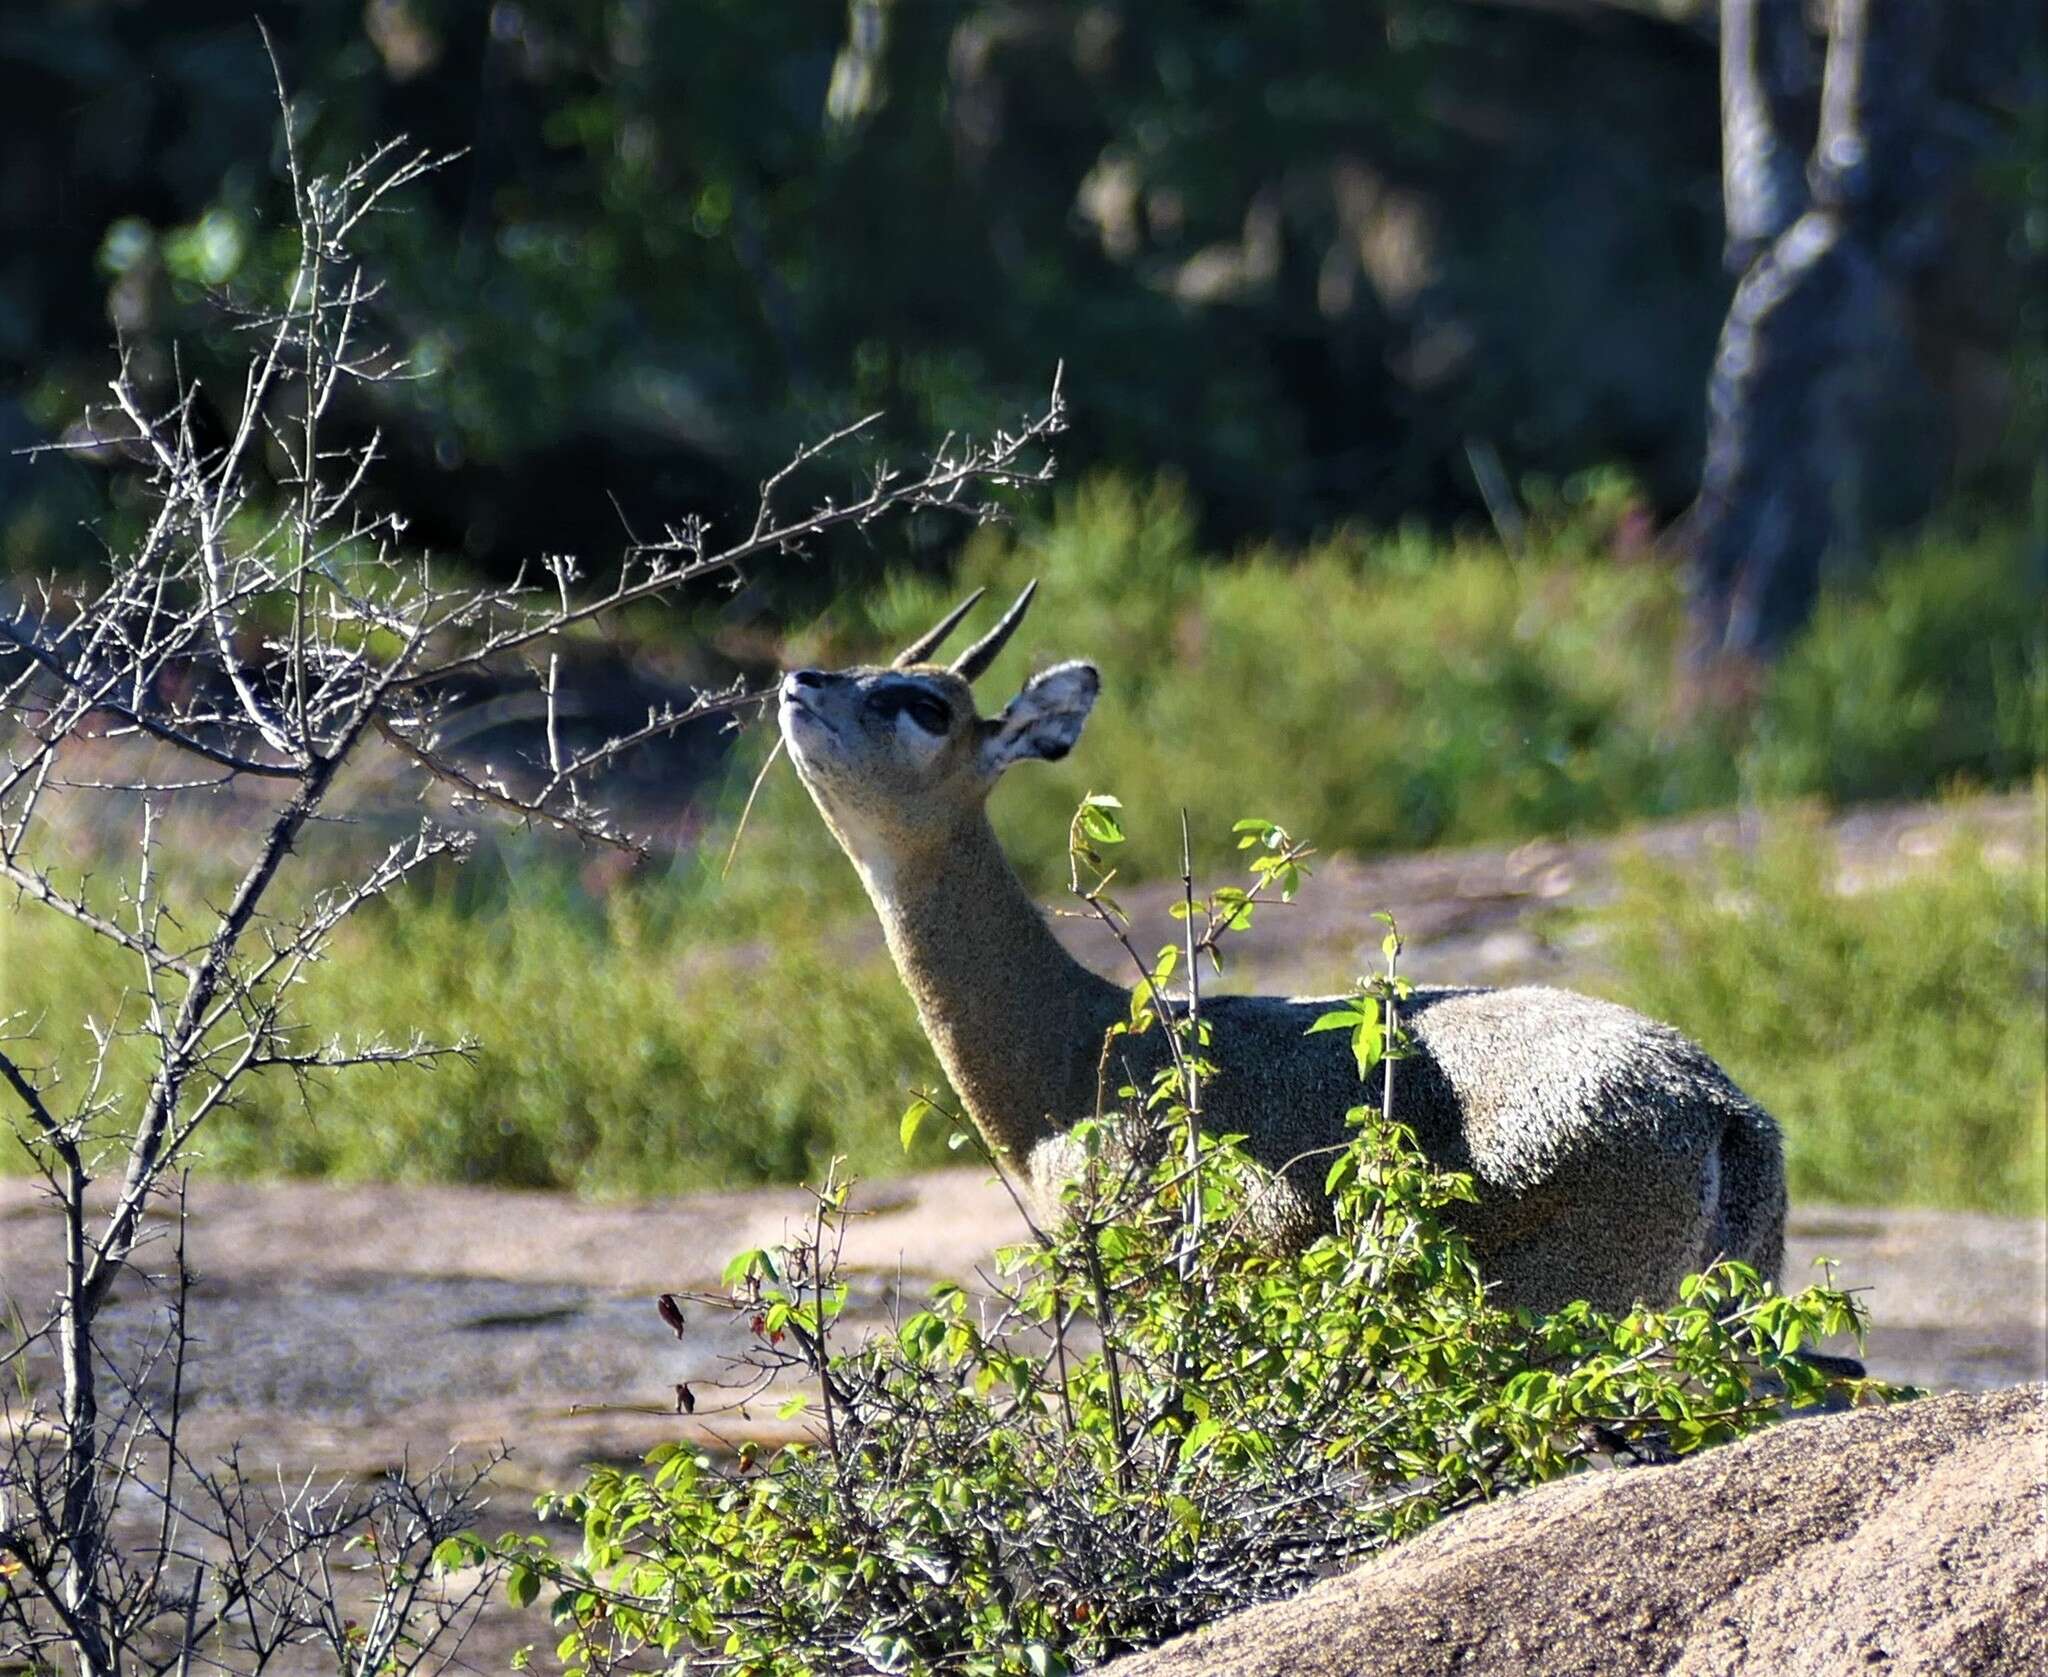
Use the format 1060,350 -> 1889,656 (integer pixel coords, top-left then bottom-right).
783,669 -> 827,695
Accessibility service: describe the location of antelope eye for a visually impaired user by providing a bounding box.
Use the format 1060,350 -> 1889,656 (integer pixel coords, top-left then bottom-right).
870,686 -> 951,735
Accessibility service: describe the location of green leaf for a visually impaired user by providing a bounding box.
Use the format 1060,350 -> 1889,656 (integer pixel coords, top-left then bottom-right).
1212,885 -> 1256,931
1324,1151 -> 1357,1195
1079,800 -> 1126,846
1352,1016 -> 1386,1081
432,1534 -> 482,1573
1306,1009 -> 1363,1034
900,1097 -> 932,1152
505,1563 -> 539,1611
722,1248 -> 768,1287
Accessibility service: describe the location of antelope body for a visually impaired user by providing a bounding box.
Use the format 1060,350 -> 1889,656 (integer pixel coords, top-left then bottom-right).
778,587 -> 1786,1315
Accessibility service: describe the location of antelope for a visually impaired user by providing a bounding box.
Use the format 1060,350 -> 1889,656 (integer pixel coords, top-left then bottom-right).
777,585 -> 1786,1314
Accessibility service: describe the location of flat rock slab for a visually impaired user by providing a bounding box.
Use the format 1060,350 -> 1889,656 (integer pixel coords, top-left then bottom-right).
1105,1385 -> 2048,1677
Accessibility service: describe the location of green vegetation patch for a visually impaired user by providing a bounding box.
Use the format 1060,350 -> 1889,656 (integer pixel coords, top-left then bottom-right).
0,864 -> 942,1198
503,996 -> 1892,1677
813,477 -> 2041,886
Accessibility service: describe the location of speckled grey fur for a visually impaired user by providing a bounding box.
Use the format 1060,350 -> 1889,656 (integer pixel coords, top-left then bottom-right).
1038,985 -> 1786,1316
777,652 -> 1787,1317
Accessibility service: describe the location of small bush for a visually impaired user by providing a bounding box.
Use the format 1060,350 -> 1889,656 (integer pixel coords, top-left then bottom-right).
521,1137 -> 1873,1676
1748,534 -> 2046,802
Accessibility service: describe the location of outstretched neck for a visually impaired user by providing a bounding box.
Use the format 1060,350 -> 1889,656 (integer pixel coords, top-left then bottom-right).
847,810 -> 1120,1162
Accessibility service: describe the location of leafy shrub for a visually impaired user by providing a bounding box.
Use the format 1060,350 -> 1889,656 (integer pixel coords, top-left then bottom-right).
501,807 -> 1890,1676
521,1145 -> 1870,1676
1587,817 -> 2048,1217
1745,529 -> 2046,802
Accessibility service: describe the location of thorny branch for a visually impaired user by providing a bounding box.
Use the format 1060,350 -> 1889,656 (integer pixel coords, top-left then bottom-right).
0,53 -> 1063,1676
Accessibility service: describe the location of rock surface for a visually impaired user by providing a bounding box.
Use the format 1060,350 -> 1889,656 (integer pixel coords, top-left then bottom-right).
1106,1385 -> 2048,1677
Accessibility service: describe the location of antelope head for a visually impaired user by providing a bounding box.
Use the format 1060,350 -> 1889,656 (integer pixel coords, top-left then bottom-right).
777,583 -> 1099,872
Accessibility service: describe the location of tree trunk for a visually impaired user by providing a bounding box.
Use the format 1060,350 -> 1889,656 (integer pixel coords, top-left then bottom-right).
1684,0 -> 1939,665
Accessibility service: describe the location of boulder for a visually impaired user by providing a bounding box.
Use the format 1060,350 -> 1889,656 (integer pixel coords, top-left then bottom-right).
1107,1385 -> 2047,1677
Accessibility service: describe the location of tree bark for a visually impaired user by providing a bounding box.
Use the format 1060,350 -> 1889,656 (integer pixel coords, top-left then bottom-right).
1685,0 -> 1940,665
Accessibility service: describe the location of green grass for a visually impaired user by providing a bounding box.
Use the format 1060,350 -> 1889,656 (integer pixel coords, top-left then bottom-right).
0,860 -> 945,1196
1584,817 -> 2046,1218
2,481 -> 2041,1203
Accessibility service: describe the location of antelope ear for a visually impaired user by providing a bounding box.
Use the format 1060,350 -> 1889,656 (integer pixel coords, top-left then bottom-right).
979,661 -> 1099,776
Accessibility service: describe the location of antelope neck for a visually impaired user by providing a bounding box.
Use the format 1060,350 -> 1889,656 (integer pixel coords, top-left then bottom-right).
860,809 -> 1120,1159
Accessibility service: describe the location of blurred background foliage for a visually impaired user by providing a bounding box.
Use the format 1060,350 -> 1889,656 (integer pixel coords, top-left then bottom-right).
3,0 -> 2040,592
1,2 -> 2042,1208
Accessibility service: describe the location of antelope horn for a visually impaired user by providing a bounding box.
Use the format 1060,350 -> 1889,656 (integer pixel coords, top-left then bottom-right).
892,588 -> 987,668
951,580 -> 1039,682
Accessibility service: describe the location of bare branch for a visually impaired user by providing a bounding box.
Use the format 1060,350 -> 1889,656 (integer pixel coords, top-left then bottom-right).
370,713 -> 643,854
0,47 -> 1063,1675
0,617 -> 301,779
392,365 -> 1065,696
0,1038 -> 72,1159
